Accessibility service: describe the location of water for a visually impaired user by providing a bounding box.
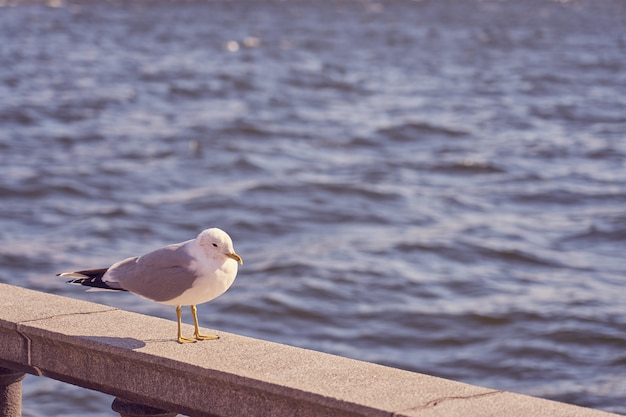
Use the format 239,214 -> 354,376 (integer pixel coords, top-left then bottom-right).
1,0 -> 625,415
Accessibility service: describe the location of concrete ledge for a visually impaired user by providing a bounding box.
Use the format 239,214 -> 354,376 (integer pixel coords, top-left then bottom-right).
0,283 -> 620,417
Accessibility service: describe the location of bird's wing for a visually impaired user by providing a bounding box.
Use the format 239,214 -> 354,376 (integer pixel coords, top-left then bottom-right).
105,242 -> 199,303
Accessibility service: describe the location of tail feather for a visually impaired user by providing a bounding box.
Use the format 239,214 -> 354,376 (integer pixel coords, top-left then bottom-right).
58,268 -> 127,292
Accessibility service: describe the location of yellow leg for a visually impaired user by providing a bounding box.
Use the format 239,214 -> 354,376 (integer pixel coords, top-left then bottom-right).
191,305 -> 219,341
176,305 -> 196,344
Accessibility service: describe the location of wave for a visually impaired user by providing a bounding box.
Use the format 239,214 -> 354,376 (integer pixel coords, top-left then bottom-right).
375,121 -> 471,141
428,160 -> 506,174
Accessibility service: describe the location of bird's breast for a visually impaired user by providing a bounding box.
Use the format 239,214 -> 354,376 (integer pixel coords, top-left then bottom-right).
164,259 -> 237,306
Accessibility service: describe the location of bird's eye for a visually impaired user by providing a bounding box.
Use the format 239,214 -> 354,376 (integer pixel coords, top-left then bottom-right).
212,243 -> 218,247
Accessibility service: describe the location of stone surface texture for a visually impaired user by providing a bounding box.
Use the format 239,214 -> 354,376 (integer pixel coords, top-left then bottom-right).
0,283 -> 620,417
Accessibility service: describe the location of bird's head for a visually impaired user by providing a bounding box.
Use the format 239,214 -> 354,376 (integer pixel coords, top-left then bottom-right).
197,228 -> 243,264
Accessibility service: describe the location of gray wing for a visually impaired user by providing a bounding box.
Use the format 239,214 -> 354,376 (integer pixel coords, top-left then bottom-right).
106,242 -> 199,303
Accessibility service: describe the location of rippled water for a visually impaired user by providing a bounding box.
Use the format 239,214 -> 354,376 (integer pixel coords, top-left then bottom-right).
1,0 -> 626,415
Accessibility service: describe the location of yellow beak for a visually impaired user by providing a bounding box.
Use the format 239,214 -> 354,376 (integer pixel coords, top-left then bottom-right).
227,252 -> 243,265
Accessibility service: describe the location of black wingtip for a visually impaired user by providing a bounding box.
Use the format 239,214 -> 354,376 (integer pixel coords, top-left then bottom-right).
61,268 -> 127,292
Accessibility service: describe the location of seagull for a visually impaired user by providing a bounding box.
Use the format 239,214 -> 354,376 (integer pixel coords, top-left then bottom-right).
57,228 -> 243,344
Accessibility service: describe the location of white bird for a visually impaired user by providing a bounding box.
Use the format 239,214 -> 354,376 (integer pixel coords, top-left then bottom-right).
57,228 -> 243,344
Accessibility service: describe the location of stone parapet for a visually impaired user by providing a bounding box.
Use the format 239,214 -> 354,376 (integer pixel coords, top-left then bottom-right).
0,283 -> 620,417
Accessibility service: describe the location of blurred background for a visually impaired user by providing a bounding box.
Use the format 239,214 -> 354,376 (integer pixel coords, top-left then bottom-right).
1,0 -> 625,415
